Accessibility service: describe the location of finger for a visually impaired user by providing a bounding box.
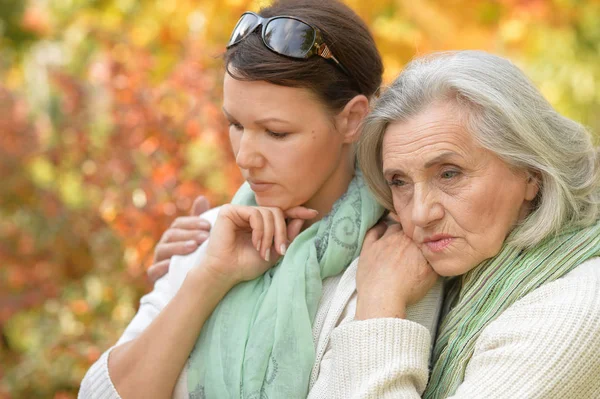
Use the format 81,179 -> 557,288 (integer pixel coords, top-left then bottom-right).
363,222 -> 387,246
162,228 -> 209,244
268,247 -> 279,265
287,218 -> 305,242
154,240 -> 199,263
170,216 -> 211,231
246,208 -> 264,253
382,222 -> 403,237
284,206 -> 319,220
270,208 -> 288,256
191,195 -> 211,217
259,209 -> 275,262
147,260 -> 170,283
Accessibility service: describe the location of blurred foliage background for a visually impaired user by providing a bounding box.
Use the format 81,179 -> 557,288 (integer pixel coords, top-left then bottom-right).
0,0 -> 598,397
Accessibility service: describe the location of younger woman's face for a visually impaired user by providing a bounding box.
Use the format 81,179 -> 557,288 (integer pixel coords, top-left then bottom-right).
222,73 -> 354,213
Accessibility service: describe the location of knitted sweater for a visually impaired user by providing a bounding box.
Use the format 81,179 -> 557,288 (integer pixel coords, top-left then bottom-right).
78,207 -> 443,398
319,256 -> 600,399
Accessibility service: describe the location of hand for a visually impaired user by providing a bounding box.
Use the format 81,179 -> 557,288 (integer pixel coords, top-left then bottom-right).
147,196 -> 212,283
355,221 -> 439,320
198,204 -> 318,288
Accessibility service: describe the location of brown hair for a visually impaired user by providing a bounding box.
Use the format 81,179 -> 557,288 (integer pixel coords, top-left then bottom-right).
225,0 -> 383,113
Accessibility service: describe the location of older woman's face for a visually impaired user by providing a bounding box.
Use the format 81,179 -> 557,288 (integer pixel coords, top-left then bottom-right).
382,101 -> 539,276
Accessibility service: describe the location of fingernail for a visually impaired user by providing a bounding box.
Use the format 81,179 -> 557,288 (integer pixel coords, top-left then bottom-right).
257,240 -> 262,252
185,240 -> 197,249
265,249 -> 270,262
280,243 -> 287,256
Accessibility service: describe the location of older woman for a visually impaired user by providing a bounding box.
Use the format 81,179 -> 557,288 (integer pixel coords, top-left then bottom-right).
329,51 -> 599,398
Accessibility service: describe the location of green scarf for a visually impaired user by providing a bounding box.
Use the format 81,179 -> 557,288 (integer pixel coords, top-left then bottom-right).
424,219 -> 600,398
186,174 -> 384,399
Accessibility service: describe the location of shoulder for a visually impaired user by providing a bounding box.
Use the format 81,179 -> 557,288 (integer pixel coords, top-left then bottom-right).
471,257 -> 600,388
451,257 -> 600,397
558,255 -> 600,286
482,256 -> 600,334
165,205 -> 224,292
498,256 -> 600,316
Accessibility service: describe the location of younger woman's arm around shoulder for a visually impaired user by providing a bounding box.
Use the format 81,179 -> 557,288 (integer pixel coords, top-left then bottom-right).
106,263 -> 234,399
80,204 -> 317,399
79,205 -> 219,399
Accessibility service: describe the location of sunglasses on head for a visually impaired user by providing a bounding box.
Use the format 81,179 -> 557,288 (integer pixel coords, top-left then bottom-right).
227,11 -> 353,79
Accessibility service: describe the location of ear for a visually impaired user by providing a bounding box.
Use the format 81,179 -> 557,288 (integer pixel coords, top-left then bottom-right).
525,171 -> 541,201
334,95 -> 370,144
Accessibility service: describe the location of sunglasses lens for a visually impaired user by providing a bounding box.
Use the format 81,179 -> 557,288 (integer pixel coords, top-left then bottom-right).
228,13 -> 259,46
264,18 -> 315,58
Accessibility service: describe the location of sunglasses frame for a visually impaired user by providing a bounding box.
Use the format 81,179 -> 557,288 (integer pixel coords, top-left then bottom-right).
227,11 -> 352,78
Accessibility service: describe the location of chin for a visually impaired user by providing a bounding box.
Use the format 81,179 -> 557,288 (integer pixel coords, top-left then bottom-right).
429,258 -> 475,277
254,195 -> 292,210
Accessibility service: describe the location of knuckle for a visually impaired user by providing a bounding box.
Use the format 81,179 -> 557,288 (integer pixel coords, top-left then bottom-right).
271,207 -> 284,218
252,209 -> 263,220
171,217 -> 184,228
199,218 -> 210,229
147,267 -> 157,279
263,208 -> 275,218
219,204 -> 233,214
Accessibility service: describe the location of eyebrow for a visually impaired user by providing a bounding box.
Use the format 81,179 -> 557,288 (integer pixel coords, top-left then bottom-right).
255,116 -> 291,125
221,107 -> 291,125
423,151 -> 463,168
383,151 -> 463,178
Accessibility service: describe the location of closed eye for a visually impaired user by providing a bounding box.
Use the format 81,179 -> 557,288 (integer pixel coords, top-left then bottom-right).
267,130 -> 289,139
229,122 -> 243,131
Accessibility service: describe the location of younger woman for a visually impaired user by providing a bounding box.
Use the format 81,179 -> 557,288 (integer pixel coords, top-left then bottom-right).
79,1 -> 442,398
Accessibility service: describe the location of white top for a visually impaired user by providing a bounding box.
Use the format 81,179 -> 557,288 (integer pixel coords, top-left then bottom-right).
79,206 -> 600,398
78,207 -> 444,398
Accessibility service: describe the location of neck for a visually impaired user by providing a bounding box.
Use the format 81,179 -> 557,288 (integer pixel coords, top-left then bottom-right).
303,153 -> 355,229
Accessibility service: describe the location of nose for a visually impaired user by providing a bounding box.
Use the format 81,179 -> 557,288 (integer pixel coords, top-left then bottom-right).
235,131 -> 264,170
410,183 -> 444,228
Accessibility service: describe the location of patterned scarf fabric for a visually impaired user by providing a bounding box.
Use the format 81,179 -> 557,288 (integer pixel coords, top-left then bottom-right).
186,174 -> 384,399
424,220 -> 600,398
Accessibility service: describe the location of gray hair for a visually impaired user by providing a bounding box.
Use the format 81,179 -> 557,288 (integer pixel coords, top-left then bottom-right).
358,50 -> 600,248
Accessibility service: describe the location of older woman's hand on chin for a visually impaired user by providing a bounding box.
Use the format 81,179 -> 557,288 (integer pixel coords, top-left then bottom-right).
192,204 -> 319,289
355,220 -> 438,320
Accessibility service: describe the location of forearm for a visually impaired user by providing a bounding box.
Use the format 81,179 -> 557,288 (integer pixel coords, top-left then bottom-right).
108,267 -> 232,399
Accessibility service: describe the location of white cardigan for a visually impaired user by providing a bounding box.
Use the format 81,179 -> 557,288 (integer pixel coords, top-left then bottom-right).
318,256 -> 600,398
78,206 -> 444,398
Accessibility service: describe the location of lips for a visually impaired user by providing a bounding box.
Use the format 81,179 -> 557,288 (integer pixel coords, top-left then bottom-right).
422,235 -> 455,253
248,180 -> 275,193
